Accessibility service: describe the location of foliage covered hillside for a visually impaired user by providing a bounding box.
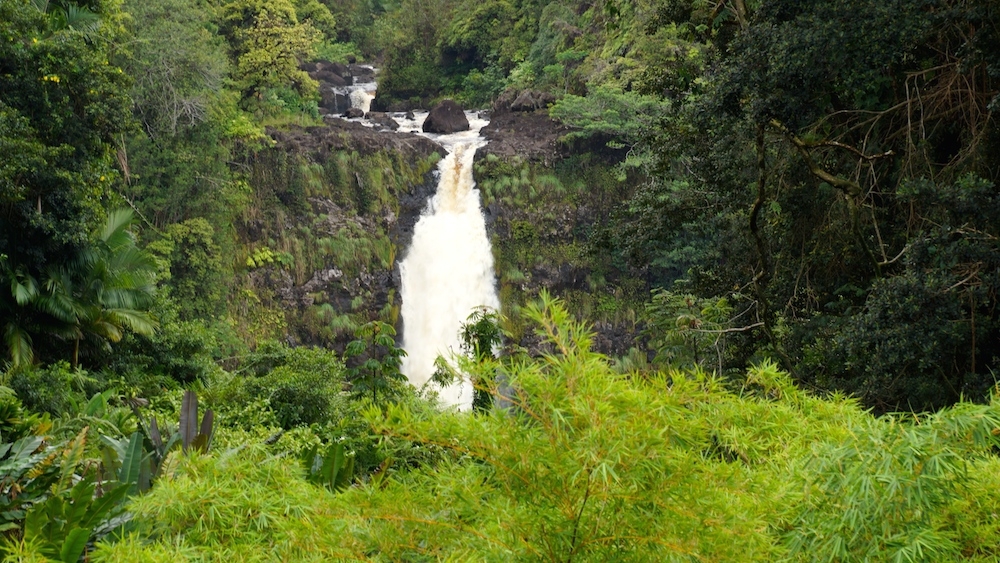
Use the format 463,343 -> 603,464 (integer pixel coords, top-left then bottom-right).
336,0 -> 1000,412
3,0 -> 1000,560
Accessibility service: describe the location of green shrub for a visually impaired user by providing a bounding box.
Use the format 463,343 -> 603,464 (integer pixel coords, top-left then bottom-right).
215,343 -> 345,430
87,295 -> 1000,561
6,362 -> 94,417
252,365 -> 335,428
313,41 -> 358,63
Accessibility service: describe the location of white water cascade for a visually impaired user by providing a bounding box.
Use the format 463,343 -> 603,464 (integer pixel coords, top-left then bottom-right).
399,115 -> 500,410
349,84 -> 375,114
330,64 -> 376,116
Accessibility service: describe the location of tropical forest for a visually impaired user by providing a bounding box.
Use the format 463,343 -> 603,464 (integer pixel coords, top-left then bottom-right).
2,0 -> 1000,560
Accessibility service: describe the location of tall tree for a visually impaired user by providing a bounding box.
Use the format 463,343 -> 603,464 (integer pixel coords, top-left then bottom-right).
621,0 -> 1000,410
218,0 -> 321,107
0,0 -> 133,366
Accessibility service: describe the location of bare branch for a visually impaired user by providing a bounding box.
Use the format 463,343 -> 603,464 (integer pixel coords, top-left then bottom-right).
877,244 -> 911,267
769,119 -> 862,197
689,322 -> 764,334
799,139 -> 894,162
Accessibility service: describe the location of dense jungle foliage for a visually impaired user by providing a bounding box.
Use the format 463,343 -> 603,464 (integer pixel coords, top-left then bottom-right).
2,0 -> 1000,560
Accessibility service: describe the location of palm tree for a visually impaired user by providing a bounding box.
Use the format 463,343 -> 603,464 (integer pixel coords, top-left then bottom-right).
1,210 -> 158,369
1,257 -> 43,367
64,209 -> 158,368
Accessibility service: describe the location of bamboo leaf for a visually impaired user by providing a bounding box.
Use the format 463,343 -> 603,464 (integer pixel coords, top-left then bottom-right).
190,434 -> 209,454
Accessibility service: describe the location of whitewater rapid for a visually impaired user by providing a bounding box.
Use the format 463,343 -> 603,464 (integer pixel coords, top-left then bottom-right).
398,114 -> 500,410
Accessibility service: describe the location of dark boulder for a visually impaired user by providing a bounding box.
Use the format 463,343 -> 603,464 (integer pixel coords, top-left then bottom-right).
344,107 -> 365,118
510,90 -> 537,111
325,61 -> 352,80
422,99 -> 469,133
494,89 -> 518,111
320,88 -> 350,114
313,70 -> 347,87
510,89 -> 556,112
348,64 -> 376,83
384,100 -> 414,112
366,112 -> 399,130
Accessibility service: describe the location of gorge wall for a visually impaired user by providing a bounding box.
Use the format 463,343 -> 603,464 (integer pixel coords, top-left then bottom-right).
477,92 -> 646,357
235,117 -> 442,352
236,81 -> 645,360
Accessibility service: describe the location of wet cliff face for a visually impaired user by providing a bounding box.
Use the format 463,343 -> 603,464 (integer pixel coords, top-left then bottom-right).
236,117 -> 442,353
475,96 -> 647,357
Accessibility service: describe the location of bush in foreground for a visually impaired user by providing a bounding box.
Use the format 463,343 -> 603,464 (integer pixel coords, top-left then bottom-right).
92,296 -> 1000,562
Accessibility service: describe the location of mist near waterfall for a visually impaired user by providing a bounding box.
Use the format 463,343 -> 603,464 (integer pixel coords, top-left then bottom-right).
399,115 -> 499,410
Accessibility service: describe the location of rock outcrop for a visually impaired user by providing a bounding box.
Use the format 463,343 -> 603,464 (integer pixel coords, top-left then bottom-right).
422,99 -> 469,133
478,89 -> 572,165
305,60 -> 373,115
348,64 -> 375,83
320,89 -> 350,115
475,89 -> 643,357
313,70 -> 347,87
510,89 -> 556,112
366,111 -> 399,130
246,118 -> 444,351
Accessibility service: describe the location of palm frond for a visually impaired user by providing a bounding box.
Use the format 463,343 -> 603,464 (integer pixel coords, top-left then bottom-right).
86,316 -> 123,342
3,323 -> 34,367
63,4 -> 101,35
100,208 -> 135,250
10,275 -> 39,306
106,309 -> 158,337
34,276 -> 81,323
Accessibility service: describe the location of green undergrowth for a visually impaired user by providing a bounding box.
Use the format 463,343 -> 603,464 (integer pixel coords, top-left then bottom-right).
82,295 -> 1000,562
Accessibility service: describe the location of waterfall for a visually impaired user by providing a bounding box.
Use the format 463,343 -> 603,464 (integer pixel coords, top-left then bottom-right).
328,64 -> 376,116
349,85 -> 375,114
399,115 -> 499,410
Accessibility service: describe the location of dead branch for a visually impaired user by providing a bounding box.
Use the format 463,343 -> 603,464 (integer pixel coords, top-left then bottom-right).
689,322 -> 764,334
769,119 -> 862,197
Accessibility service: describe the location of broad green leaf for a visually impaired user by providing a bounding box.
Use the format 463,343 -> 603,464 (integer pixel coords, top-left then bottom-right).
118,432 -> 143,493
59,527 -> 90,563
79,483 -> 130,530
180,391 -> 198,452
